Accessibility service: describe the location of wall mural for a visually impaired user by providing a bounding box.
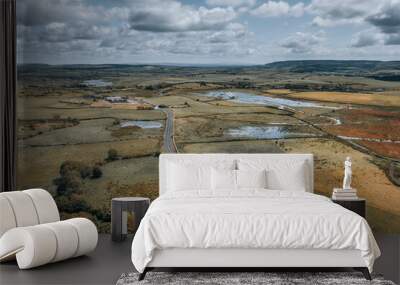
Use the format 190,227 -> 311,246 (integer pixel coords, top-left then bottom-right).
17,0 -> 400,233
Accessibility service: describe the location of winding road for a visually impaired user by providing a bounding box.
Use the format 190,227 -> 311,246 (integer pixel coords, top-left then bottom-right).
162,108 -> 178,153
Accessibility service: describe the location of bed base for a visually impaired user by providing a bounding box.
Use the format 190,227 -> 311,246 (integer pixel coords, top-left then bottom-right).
138,267 -> 371,281
138,248 -> 372,281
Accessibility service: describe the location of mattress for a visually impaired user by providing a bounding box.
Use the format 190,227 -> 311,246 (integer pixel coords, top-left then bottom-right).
131,190 -> 380,273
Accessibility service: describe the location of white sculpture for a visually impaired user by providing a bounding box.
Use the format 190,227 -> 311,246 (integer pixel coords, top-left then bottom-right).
343,156 -> 352,190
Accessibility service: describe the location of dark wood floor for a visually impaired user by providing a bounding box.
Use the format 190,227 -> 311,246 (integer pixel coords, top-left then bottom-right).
0,234 -> 399,285
0,234 -> 134,285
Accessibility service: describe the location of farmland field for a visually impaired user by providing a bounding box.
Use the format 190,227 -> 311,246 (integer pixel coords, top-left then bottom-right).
17,62 -> 400,233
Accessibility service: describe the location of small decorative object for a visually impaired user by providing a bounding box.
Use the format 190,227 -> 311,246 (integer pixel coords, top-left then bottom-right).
332,157 -> 359,200
343,156 -> 352,190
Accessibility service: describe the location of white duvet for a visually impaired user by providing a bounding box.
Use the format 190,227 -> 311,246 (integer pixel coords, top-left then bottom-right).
131,190 -> 380,273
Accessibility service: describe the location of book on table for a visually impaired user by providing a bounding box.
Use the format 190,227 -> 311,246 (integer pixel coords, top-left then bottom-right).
333,192 -> 357,196
332,188 -> 358,200
333,188 -> 357,193
332,195 -> 359,200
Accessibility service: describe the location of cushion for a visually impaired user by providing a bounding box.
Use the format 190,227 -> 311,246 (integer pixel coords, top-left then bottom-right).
236,169 -> 267,189
42,221 -> 79,262
0,192 -> 39,227
65,218 -> 98,257
0,226 -> 57,269
0,189 -> 60,236
211,168 -> 237,191
0,196 -> 17,237
167,162 -> 212,192
238,159 -> 307,191
23,189 -> 60,224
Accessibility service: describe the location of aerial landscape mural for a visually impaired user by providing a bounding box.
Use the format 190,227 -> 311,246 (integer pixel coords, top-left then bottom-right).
17,0 -> 400,233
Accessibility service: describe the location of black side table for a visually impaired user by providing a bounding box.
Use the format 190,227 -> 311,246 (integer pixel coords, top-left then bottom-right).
332,198 -> 366,218
111,197 -> 150,242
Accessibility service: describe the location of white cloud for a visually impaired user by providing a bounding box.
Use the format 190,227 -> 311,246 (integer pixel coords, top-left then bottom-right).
290,3 -> 306,17
309,0 -> 400,46
386,34 -> 400,45
206,0 -> 256,7
366,0 -> 400,45
17,0 -> 126,27
308,0 -> 382,27
128,0 -> 237,32
351,30 -> 383,47
114,26 -> 257,58
280,31 -> 324,53
251,1 -> 305,18
206,22 -> 249,43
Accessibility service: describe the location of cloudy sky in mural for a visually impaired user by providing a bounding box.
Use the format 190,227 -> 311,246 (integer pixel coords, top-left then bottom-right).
17,0 -> 400,64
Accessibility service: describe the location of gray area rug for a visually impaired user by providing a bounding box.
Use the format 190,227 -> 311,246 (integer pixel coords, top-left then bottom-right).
116,272 -> 396,285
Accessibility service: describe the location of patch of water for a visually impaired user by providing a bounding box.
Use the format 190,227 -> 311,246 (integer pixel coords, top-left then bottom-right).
106,96 -> 126,103
120,120 -> 162,129
225,126 -> 314,139
82,79 -> 112,87
127,99 -> 139,104
338,136 -> 400,144
319,115 -> 342,125
201,91 -> 334,109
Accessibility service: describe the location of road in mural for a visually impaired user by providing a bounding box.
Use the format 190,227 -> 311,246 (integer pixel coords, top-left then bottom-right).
16,62 -> 400,233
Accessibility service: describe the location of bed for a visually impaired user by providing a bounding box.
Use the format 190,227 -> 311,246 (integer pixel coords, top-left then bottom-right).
131,154 -> 380,280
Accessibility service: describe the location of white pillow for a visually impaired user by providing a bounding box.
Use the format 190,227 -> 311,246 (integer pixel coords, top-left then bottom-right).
236,169 -> 267,189
238,159 -> 308,191
211,168 -> 237,191
167,163 -> 211,192
267,167 -> 306,191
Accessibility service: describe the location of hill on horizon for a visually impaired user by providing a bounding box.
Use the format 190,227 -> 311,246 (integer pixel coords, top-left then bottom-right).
263,60 -> 400,73
18,60 -> 400,69
18,60 -> 400,81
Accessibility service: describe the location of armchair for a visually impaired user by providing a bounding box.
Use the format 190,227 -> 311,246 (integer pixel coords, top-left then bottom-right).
0,189 -> 98,269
